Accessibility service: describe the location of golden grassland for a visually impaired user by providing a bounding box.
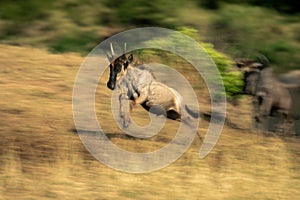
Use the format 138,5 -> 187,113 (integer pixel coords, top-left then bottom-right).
0,44 -> 300,199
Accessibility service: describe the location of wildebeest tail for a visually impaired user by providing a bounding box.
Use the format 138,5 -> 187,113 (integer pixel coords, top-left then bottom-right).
185,105 -> 199,118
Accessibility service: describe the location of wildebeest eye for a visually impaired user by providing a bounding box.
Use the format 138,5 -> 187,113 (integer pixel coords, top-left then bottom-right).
114,63 -> 122,73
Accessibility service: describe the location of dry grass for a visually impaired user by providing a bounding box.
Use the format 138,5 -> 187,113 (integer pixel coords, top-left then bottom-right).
0,44 -> 300,200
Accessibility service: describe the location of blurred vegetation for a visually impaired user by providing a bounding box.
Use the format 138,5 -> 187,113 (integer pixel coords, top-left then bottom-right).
137,27 -> 243,98
103,0 -> 183,27
209,4 -> 300,73
0,0 -> 299,93
176,27 -> 244,98
198,0 -> 300,13
0,0 -> 54,22
222,0 -> 300,13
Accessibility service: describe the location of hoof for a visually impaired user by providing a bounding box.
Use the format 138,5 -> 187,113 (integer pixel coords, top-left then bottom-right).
122,118 -> 131,129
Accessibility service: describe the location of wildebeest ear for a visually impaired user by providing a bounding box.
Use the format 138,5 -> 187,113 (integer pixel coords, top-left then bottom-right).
127,54 -> 133,63
120,53 -> 126,60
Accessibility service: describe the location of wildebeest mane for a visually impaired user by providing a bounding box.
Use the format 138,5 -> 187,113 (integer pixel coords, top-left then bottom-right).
134,64 -> 157,79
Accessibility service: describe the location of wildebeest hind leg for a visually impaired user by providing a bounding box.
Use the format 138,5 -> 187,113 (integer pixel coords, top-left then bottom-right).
166,110 -> 180,120
181,116 -> 202,141
281,113 -> 296,134
119,94 -> 131,129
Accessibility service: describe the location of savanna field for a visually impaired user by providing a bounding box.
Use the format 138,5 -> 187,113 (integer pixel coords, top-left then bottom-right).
1,44 -> 300,200
0,0 -> 300,199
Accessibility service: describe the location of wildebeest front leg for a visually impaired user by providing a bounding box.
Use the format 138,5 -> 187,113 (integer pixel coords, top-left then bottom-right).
119,93 -> 131,129
134,85 -> 149,105
280,113 -> 296,134
252,97 -> 261,130
256,97 -> 272,131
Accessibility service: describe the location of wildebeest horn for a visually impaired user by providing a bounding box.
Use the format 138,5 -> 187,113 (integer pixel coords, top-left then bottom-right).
106,53 -> 112,62
110,42 -> 115,56
250,62 -> 263,68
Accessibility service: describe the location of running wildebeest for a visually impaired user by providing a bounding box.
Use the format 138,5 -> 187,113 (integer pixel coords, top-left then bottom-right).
236,58 -> 296,133
106,43 -> 199,129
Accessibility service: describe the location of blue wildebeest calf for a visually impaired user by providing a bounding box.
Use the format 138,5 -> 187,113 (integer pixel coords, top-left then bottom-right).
106,43 -> 199,129
236,59 -> 296,133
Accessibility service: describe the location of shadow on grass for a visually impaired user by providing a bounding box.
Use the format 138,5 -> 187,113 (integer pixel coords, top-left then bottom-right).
69,128 -> 144,140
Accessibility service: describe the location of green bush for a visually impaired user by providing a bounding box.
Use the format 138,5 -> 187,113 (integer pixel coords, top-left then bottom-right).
104,0 -> 182,27
178,27 -> 244,98
210,5 -> 300,71
196,0 -> 221,9
0,0 -> 54,22
142,27 -> 244,98
201,43 -> 244,98
49,31 -> 99,54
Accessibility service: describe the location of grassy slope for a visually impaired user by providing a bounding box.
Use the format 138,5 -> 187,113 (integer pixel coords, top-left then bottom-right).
0,44 -> 300,199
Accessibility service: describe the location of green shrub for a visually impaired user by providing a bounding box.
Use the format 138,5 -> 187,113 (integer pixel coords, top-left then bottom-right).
178,27 -> 244,97
201,42 -> 244,98
0,0 -> 54,22
210,5 -> 300,71
197,0 -> 221,9
49,31 -> 99,54
142,27 -> 243,98
104,0 -> 182,27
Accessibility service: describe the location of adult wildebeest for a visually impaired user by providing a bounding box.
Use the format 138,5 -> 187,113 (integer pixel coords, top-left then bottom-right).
106,43 -> 199,129
236,58 -> 295,133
